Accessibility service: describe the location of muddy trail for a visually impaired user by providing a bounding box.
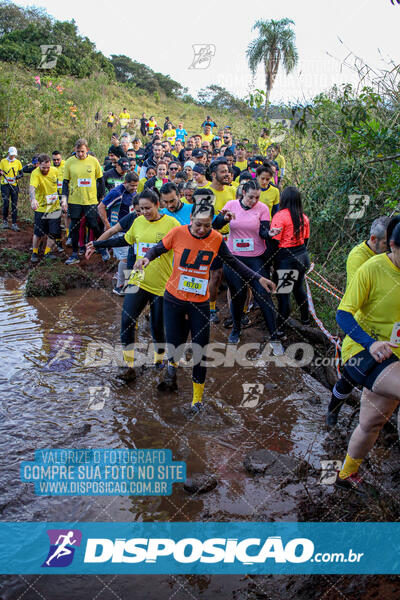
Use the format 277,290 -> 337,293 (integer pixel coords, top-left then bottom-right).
1,231 -> 400,598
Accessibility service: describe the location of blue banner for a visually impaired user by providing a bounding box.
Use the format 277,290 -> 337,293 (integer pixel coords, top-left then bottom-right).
0,522 -> 399,574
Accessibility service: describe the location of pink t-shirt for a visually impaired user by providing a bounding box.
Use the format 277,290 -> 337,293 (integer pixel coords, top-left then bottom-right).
225,200 -> 270,257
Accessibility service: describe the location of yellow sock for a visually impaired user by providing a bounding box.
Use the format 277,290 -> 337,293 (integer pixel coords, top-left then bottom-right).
210,301 -> 216,311
154,351 -> 164,364
192,382 -> 205,406
66,228 -> 69,236
32,248 -> 39,254
122,349 -> 135,368
339,454 -> 363,479
44,246 -> 51,255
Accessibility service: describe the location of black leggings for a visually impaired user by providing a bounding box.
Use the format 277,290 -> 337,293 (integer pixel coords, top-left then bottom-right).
163,295 -> 210,384
223,254 -> 278,338
274,245 -> 310,327
1,184 -> 18,223
121,286 -> 165,352
68,204 -> 103,253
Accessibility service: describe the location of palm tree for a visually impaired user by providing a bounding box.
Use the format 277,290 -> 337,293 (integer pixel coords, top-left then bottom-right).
247,18 -> 298,110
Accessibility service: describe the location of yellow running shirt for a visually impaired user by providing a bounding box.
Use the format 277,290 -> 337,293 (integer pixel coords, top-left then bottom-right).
0,158 -> 22,186
30,166 -> 60,213
339,253 -> 400,363
259,185 -> 280,212
201,133 -> 214,143
124,214 -> 179,295
209,185 -> 235,234
346,241 -> 375,288
235,160 -> 248,172
63,155 -> 102,206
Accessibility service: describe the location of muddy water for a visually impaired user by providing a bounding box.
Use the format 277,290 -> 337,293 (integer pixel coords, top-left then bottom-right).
0,277 -> 329,599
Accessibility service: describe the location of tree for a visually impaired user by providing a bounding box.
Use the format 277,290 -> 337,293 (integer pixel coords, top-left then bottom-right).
246,18 -> 298,110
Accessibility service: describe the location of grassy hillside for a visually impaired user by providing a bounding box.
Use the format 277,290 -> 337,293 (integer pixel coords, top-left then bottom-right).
0,61 -> 256,162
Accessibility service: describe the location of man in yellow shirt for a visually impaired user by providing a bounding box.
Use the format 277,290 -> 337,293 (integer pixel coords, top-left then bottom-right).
1,146 -> 23,230
119,108 -> 130,132
201,123 -> 214,143
258,128 -> 274,156
51,150 -> 66,251
325,215 -> 392,429
62,138 -> 107,265
346,216 -> 390,288
29,154 -> 61,263
208,158 -> 236,322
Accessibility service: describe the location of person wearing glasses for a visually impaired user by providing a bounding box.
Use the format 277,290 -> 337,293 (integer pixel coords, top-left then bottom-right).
222,131 -> 236,153
168,161 -> 181,182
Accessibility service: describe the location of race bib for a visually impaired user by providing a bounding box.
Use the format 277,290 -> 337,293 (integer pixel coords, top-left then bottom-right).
137,242 -> 156,258
46,193 -> 58,205
390,322 -> 400,344
5,177 -> 16,184
233,238 -> 254,252
178,275 -> 208,296
77,178 -> 92,188
57,181 -> 62,190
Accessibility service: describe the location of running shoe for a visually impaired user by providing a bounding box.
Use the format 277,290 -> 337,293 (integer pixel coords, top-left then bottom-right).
45,252 -> 58,260
157,371 -> 178,392
210,309 -> 220,324
11,223 -> 20,232
241,314 -> 250,327
334,472 -> 367,495
223,316 -> 233,328
30,253 -> 39,263
228,328 -> 241,344
190,402 -> 203,415
325,411 -> 339,429
78,247 -> 85,256
116,366 -> 137,382
1,220 -> 9,229
269,340 -> 285,356
65,237 -> 72,246
112,285 -> 125,296
56,241 -> 64,252
65,253 -> 80,265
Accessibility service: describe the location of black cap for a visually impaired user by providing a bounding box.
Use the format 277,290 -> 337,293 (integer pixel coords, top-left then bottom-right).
118,158 -> 130,171
192,148 -> 205,158
193,164 -> 206,175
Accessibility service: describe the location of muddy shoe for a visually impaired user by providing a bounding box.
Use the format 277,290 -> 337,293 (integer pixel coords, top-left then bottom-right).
30,253 -> 39,263
190,402 -> 203,416
157,371 -> 178,392
210,310 -> 220,324
334,472 -> 369,496
269,340 -> 285,356
116,366 -> 137,382
325,411 -> 339,429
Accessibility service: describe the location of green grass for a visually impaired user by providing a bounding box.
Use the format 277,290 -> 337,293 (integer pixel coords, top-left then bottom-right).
25,262 -> 95,296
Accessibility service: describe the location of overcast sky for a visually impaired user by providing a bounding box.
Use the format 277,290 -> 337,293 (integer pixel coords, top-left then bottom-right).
16,0 -> 400,103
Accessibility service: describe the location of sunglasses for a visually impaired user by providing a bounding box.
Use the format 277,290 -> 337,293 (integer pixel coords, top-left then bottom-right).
169,167 -> 179,171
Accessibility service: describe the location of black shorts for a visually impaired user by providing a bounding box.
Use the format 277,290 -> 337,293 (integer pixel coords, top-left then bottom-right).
34,210 -> 61,238
68,203 -> 98,220
342,349 -> 399,391
210,255 -> 223,271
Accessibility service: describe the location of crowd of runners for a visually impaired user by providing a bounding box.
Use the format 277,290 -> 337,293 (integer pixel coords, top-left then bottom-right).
1,111 -> 399,495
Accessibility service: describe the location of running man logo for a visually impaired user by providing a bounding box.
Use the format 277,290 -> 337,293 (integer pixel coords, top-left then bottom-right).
42,529 -> 82,567
189,44 -> 216,70
345,195 -> 370,220
38,45 -> 62,69
88,386 -> 110,411
240,383 -> 264,408
276,269 -> 299,294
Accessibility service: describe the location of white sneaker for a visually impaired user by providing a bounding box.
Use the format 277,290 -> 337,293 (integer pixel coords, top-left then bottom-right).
269,340 -> 285,356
